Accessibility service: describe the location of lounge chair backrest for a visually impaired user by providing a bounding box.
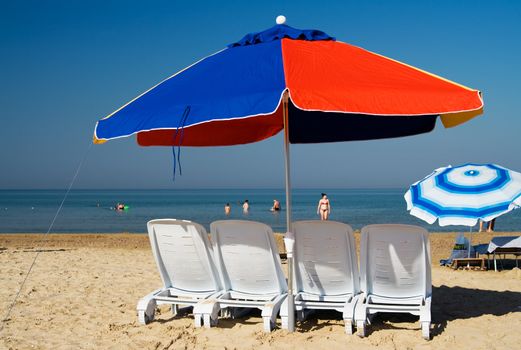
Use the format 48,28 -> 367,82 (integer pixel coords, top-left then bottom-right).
210,220 -> 287,295
293,220 -> 360,296
360,224 -> 431,298
147,219 -> 221,292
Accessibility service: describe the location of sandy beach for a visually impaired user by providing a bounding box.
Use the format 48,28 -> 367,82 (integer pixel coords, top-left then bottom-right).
1,232 -> 521,349
3,0 -> 521,349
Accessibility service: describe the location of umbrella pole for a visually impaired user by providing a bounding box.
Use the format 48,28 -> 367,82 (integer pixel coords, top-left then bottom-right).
282,90 -> 295,332
468,226 -> 473,259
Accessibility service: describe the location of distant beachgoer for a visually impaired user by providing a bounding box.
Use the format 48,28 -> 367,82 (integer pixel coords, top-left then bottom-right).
242,200 -> 249,214
316,193 -> 330,220
487,218 -> 496,232
479,218 -> 496,232
271,199 -> 280,212
224,203 -> 231,215
116,203 -> 125,211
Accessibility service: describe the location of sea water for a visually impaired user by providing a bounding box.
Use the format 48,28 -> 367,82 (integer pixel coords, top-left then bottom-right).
1,189 -> 520,233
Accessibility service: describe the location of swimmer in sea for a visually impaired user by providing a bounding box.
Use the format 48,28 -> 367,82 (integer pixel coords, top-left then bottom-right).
316,193 -> 331,221
271,199 -> 280,212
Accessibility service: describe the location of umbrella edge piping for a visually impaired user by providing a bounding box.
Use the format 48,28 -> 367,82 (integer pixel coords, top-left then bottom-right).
287,89 -> 484,117
93,89 -> 288,143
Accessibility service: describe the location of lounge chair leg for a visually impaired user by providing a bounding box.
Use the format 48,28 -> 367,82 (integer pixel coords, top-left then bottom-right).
418,297 -> 432,340
202,303 -> 220,328
194,314 -> 202,328
421,321 -> 430,340
203,314 -> 212,328
279,298 -> 290,330
263,316 -> 274,332
171,304 -> 178,316
281,315 -> 288,330
342,296 -> 358,336
220,307 -> 231,318
344,319 -> 354,335
137,299 -> 156,325
356,320 -> 366,337
296,310 -> 306,322
261,306 -> 277,333
193,298 -> 220,328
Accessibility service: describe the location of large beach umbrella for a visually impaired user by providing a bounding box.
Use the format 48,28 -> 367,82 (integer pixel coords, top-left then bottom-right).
93,17 -> 483,331
405,163 -> 521,256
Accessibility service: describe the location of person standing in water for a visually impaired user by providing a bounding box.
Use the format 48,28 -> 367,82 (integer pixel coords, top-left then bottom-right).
224,203 -> 231,215
271,199 -> 280,212
316,193 -> 331,220
242,200 -> 249,214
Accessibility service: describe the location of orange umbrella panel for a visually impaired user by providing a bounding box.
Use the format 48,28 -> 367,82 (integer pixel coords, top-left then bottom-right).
282,38 -> 483,123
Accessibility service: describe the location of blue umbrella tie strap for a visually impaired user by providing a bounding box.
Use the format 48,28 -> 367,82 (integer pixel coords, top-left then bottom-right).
172,106 -> 191,180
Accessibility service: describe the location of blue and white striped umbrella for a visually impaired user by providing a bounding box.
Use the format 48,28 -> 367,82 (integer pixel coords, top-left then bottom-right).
405,163 -> 521,227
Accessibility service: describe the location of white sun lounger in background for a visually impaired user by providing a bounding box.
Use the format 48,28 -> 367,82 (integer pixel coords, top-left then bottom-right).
195,220 -> 288,332
280,221 -> 360,334
137,219 -> 223,327
354,224 -> 432,340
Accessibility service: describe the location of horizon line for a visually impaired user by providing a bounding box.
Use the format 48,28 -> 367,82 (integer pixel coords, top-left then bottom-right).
0,186 -> 407,191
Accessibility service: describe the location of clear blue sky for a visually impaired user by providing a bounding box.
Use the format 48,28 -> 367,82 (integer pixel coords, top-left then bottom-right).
1,0 -> 520,189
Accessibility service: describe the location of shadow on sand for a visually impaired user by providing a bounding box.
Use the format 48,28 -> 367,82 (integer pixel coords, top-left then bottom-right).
295,285 -> 521,338
150,285 -> 521,337
429,284 -> 521,337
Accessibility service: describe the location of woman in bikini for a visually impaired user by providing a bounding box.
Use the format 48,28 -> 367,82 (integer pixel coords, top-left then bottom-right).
224,203 -> 231,215
316,193 -> 331,220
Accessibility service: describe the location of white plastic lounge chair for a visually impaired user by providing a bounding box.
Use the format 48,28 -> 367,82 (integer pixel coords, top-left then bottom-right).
137,219 -> 223,327
354,224 -> 432,340
195,220 -> 288,332
280,221 -> 361,334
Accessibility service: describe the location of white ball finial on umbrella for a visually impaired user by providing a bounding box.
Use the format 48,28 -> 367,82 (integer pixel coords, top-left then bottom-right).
276,15 -> 286,25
